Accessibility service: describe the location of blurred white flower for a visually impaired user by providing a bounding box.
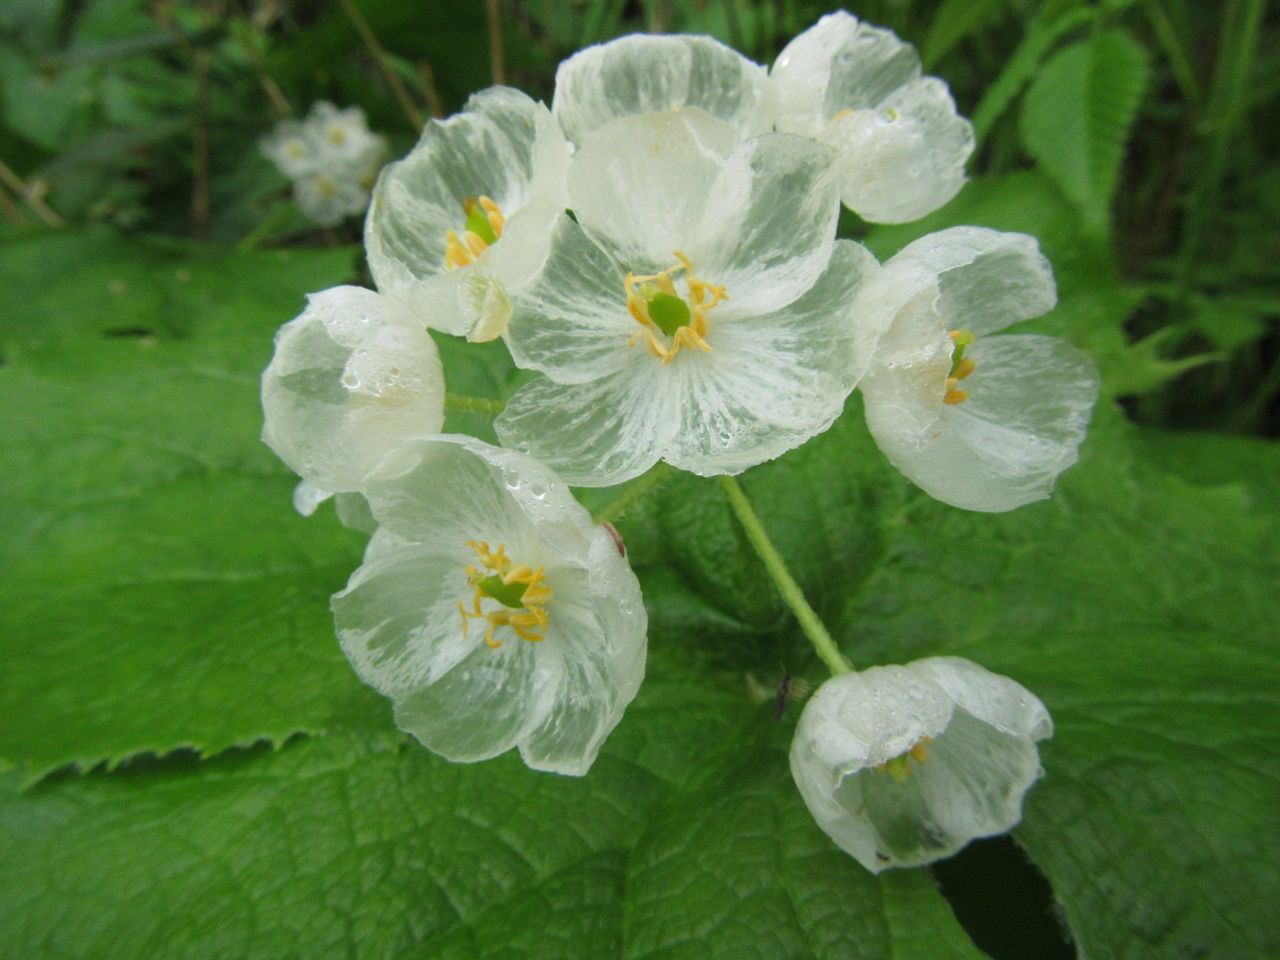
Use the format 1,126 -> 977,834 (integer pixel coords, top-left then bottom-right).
858,226 -> 1099,512
495,108 -> 883,486
365,86 -> 570,342
790,656 -> 1053,873
261,285 -> 444,513
770,11 -> 975,223
331,435 -> 647,776
261,101 -> 386,227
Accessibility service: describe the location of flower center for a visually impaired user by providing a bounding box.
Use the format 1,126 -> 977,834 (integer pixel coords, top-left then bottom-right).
875,736 -> 932,783
625,252 -> 727,365
458,540 -> 552,649
444,196 -> 506,270
943,329 -> 976,405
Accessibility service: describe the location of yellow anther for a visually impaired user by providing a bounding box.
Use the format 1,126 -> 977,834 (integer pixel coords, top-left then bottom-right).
875,736 -> 932,783
943,329 -> 977,404
831,108 -> 854,122
625,251 -> 727,365
458,541 -> 552,649
443,195 -> 506,271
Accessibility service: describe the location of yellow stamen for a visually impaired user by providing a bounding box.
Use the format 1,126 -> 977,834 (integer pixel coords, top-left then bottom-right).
443,195 -> 506,271
624,251 -> 728,365
943,329 -> 977,404
875,736 -> 933,783
458,540 -> 552,649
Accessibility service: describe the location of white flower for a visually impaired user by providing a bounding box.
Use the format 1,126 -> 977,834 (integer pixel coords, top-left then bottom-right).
858,226 -> 1099,512
261,285 -> 444,512
331,435 -> 647,776
364,86 -> 570,342
552,33 -> 771,145
494,108 -> 883,486
770,11 -> 975,223
790,656 -> 1053,873
261,101 -> 387,227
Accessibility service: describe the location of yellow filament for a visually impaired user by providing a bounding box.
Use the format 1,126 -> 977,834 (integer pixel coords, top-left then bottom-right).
624,251 -> 728,365
444,196 -> 506,270
457,540 -> 552,649
943,330 -> 976,405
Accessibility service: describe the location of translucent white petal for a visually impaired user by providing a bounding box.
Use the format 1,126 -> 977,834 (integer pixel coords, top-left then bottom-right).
332,540 -> 480,699
887,226 -> 1057,336
518,537 -> 647,775
495,367 -> 676,487
333,437 -> 647,773
917,656 -> 1053,741
365,86 -> 569,338
568,108 -> 742,273
505,215 -> 635,384
553,34 -> 771,145
664,240 -> 881,475
866,334 -> 1098,512
693,131 -> 840,316
770,11 -> 921,136
790,658 -> 1051,873
261,286 -> 445,495
823,77 -> 973,223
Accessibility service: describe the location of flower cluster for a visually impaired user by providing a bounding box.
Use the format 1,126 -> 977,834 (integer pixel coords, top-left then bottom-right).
262,11 -> 1099,869
261,102 -> 387,227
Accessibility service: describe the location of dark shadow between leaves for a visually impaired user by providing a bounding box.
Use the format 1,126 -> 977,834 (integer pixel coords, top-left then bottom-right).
931,834 -> 1076,960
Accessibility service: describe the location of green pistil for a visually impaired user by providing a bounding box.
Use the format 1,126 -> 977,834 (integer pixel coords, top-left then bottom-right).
646,290 -> 692,336
883,755 -> 914,783
476,575 -> 528,609
948,328 -> 975,377
464,200 -> 498,246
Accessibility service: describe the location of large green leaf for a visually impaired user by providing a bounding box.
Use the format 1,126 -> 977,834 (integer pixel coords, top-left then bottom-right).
1019,29 -> 1150,236
0,231 -> 381,779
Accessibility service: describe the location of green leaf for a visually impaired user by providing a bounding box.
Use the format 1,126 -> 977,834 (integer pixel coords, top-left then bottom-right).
1019,29 -> 1150,235
921,0 -> 1015,70
0,685 -> 984,960
970,6 -> 1094,141
0,231 -> 377,780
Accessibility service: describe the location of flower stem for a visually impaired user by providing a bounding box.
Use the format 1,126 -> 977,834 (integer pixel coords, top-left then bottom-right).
444,393 -> 505,415
715,475 -> 852,676
592,463 -> 673,525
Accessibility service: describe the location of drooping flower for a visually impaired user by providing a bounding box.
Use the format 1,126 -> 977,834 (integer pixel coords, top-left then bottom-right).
261,285 -> 444,513
790,656 -> 1053,873
552,33 -> 771,145
331,435 -> 648,776
261,101 -> 386,226
857,226 -> 1099,512
364,86 -> 570,342
494,108 -> 884,486
769,11 -> 975,223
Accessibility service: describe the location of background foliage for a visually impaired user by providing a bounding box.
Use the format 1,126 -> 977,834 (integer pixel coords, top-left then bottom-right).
1,2 -> 1276,958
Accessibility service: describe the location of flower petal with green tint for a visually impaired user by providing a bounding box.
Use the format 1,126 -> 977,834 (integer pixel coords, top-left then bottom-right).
261,285 -> 445,507
553,33 -> 771,146
823,77 -> 974,224
769,11 -> 973,223
333,436 -> 647,775
771,11 -> 921,136
791,657 -> 1051,873
859,227 -> 1098,512
365,86 -> 569,339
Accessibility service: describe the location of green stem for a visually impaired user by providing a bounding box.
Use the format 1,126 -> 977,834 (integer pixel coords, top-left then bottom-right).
444,392 -> 504,415
592,462 -> 672,525
716,475 -> 852,676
